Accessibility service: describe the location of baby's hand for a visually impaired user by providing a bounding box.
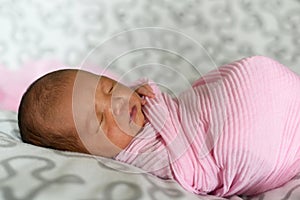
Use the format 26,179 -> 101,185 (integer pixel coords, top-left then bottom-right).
135,84 -> 155,105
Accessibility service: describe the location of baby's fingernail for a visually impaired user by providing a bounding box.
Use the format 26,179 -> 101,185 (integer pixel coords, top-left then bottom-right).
141,99 -> 146,104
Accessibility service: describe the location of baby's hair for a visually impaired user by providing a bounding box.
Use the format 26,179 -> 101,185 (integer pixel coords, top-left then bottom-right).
18,69 -> 88,154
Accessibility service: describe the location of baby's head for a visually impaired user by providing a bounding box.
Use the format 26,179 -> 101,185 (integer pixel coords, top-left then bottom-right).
18,69 -> 145,158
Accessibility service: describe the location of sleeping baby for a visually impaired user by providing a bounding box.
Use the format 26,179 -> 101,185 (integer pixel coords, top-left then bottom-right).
18,56 -> 300,197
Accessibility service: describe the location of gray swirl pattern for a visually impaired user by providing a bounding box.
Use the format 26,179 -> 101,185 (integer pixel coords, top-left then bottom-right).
0,0 -> 299,75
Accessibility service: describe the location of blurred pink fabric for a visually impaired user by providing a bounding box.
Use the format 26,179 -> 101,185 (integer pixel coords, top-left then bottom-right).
0,61 -> 64,111
0,61 -> 116,111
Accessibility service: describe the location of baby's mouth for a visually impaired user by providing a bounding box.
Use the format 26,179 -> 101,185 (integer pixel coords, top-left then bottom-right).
129,105 -> 137,123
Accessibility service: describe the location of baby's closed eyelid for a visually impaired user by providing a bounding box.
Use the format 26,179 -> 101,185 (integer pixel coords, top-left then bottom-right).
108,83 -> 115,94
103,81 -> 115,94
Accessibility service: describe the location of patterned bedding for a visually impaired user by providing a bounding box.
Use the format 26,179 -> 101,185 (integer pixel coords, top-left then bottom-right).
1,110 -> 300,200
1,0 -> 300,199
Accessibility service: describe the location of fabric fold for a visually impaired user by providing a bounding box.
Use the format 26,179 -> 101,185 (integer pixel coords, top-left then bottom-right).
115,56 -> 300,197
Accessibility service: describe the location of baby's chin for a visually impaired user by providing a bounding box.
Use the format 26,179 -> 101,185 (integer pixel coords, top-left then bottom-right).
114,116 -> 144,138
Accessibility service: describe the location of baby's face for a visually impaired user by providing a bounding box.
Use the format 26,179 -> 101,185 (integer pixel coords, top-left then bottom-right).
65,70 -> 145,157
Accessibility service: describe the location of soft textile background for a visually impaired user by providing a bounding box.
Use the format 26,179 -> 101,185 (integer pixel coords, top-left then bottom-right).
0,0 -> 300,110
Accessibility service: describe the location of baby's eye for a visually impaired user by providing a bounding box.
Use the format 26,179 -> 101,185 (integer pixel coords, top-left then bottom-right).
108,83 -> 115,94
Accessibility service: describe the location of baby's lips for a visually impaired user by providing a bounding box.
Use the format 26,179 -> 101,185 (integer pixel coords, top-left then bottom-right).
130,105 -> 137,122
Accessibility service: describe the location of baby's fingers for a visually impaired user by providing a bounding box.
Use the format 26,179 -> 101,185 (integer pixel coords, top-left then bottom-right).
136,84 -> 155,98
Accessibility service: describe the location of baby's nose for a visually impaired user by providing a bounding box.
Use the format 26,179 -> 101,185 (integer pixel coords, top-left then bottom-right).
111,96 -> 125,116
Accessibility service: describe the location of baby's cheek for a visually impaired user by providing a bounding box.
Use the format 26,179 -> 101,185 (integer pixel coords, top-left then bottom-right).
107,128 -> 133,149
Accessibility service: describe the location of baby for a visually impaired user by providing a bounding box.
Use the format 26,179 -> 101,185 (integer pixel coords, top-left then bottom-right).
18,68 -> 155,157
18,56 -> 300,197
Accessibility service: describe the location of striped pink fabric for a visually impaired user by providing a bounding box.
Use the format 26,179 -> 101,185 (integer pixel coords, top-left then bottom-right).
114,56 -> 300,197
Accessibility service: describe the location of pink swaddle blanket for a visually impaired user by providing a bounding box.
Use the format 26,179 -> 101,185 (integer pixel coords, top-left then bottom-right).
115,56 -> 300,197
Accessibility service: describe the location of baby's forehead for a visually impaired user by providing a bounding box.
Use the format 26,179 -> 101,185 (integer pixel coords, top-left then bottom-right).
73,72 -> 116,88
